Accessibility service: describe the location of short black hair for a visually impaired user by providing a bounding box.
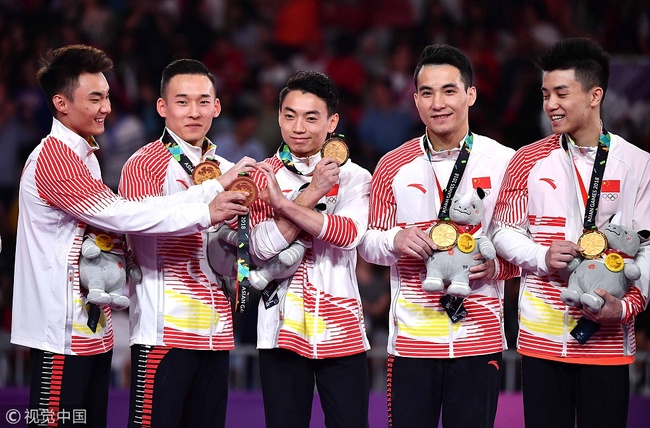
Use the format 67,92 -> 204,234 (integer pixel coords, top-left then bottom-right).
534,37 -> 610,96
279,71 -> 339,117
413,44 -> 473,90
160,59 -> 217,99
37,44 -> 113,115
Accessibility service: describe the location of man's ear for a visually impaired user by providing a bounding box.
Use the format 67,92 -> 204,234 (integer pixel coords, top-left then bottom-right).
156,97 -> 166,118
52,94 -> 68,115
590,87 -> 603,107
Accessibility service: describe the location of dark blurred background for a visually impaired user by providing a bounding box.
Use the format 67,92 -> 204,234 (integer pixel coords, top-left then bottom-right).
0,0 -> 649,394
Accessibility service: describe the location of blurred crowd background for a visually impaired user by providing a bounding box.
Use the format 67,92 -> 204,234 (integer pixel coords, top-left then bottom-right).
0,0 -> 649,392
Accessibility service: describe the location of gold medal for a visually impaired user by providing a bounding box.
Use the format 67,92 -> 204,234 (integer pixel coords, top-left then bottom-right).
321,136 -> 349,166
429,221 -> 458,251
578,229 -> 608,259
229,175 -> 258,207
95,234 -> 114,251
192,160 -> 222,185
604,253 -> 625,272
457,233 -> 476,253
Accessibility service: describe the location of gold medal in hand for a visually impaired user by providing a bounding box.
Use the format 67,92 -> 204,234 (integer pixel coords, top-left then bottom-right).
578,229 -> 608,259
321,135 -> 349,166
229,174 -> 258,207
429,221 -> 458,251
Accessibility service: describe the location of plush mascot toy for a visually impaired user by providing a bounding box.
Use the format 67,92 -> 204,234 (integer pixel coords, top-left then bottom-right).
78,228 -> 141,311
206,224 -> 305,293
561,213 -> 649,313
422,188 -> 496,297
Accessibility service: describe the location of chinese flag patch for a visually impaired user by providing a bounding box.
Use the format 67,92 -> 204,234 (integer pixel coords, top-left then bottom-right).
326,184 -> 340,197
601,180 -> 620,192
472,176 -> 491,189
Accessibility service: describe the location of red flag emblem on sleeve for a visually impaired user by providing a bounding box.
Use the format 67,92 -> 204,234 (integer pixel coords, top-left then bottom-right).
472,177 -> 491,189
601,180 -> 620,192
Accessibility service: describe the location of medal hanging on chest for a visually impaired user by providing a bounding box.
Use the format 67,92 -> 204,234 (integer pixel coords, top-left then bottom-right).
563,130 -> 612,344
162,129 -> 222,184
423,132 -> 474,322
563,131 -> 611,259
192,160 -> 222,185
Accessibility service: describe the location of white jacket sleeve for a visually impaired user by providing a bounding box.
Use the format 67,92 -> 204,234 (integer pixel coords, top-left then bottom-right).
358,227 -> 402,266
491,226 -> 550,277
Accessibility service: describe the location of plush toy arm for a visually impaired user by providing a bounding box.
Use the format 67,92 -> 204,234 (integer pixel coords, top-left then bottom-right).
215,224 -> 238,247
477,236 -> 496,260
249,241 -> 306,290
81,236 -> 101,259
126,255 -> 143,284
566,256 -> 581,273
624,262 -> 641,281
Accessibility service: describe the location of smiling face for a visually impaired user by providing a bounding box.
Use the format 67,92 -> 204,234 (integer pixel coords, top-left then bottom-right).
278,90 -> 339,157
414,64 -> 475,149
157,74 -> 221,147
54,72 -> 111,139
541,68 -> 603,143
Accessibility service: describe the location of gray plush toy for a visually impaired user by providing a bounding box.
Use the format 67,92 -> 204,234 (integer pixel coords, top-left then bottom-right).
422,188 -> 496,297
206,224 -> 305,293
561,214 -> 649,313
78,229 -> 141,310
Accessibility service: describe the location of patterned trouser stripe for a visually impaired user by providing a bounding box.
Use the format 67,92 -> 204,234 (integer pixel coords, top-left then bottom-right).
387,354 -> 394,428
38,352 -> 65,427
131,346 -> 169,427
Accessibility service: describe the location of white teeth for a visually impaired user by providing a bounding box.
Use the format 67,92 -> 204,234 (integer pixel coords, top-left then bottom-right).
551,115 -> 563,121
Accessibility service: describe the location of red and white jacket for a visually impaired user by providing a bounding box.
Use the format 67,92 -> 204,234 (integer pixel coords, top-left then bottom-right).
249,153 -> 371,359
492,133 -> 650,364
119,128 -> 235,350
12,120 -> 217,356
359,134 -> 517,358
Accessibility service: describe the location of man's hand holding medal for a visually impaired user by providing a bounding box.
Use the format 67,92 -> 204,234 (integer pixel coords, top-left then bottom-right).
205,156 -> 258,225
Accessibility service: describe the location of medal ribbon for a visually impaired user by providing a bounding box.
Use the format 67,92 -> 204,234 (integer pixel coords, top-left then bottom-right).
454,223 -> 482,235
423,132 -> 474,220
603,248 -> 633,259
561,130 -> 611,230
423,132 -> 473,321
235,172 -> 252,313
162,128 -> 215,178
277,141 -> 312,176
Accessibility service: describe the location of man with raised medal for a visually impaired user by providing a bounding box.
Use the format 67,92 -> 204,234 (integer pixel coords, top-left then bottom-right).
119,59 -> 257,428
246,71 -> 371,428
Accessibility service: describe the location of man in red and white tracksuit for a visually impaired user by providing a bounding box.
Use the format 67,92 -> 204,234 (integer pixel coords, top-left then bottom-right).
359,44 -> 518,428
491,38 -> 650,428
119,59 -> 256,428
13,46 -> 248,428
248,71 -> 372,428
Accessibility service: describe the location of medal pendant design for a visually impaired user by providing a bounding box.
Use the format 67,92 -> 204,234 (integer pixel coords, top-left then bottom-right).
95,234 -> 114,251
457,233 -> 476,253
604,253 -> 625,272
229,176 -> 258,207
578,230 -> 608,259
192,160 -> 222,185
429,221 -> 458,251
321,136 -> 349,166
